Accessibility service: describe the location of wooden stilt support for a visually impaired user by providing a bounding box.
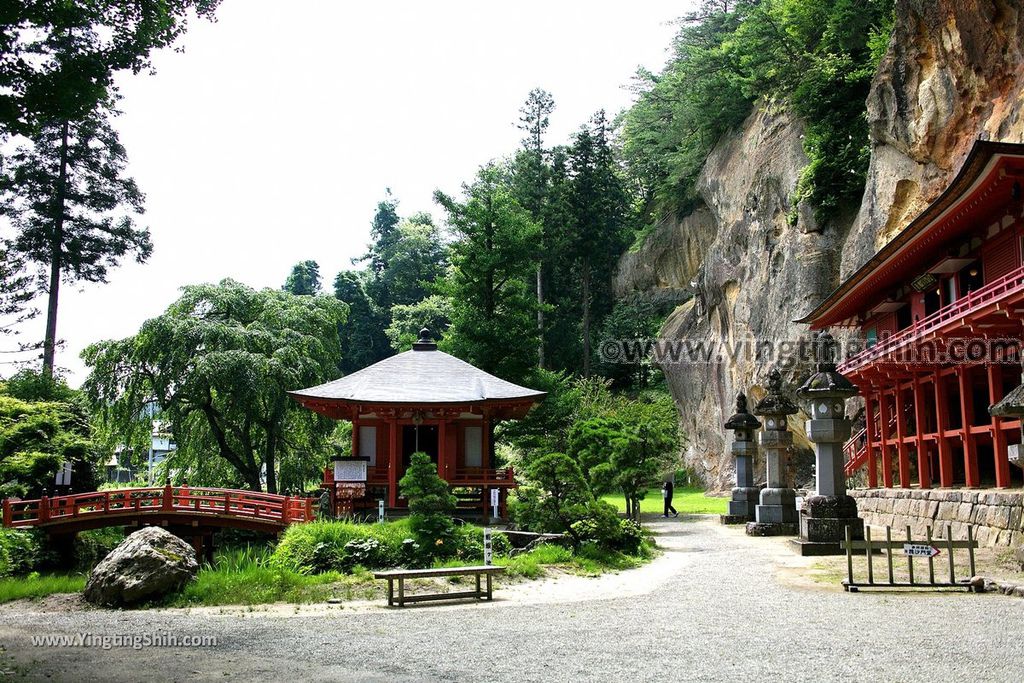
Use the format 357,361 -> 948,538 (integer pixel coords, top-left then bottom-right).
865,392 -> 879,487
912,375 -> 930,488
957,368 -> 980,487
987,363 -> 1010,488
878,393 -> 894,488
894,384 -> 911,487
933,370 -> 954,487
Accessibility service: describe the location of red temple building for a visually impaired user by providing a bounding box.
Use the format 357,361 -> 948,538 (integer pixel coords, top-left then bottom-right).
799,141 -> 1024,491
288,329 -> 544,515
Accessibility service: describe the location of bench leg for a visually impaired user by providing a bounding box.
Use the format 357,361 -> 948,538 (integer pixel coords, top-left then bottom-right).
486,574 -> 493,601
387,578 -> 393,607
398,577 -> 405,607
475,573 -> 481,599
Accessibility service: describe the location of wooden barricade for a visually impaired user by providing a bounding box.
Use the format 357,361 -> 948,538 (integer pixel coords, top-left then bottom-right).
841,523 -> 978,592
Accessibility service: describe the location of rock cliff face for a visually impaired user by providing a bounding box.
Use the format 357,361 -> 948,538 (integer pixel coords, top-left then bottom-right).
617,0 -> 1024,490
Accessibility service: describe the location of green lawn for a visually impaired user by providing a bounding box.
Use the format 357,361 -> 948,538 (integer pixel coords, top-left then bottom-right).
0,573 -> 86,603
602,486 -> 728,516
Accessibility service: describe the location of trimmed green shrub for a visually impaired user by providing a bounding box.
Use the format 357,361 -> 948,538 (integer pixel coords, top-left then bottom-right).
400,452 -> 458,557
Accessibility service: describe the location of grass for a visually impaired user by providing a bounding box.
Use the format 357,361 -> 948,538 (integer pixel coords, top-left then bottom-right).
170,546 -> 378,607
601,486 -> 728,516
0,572 -> 86,603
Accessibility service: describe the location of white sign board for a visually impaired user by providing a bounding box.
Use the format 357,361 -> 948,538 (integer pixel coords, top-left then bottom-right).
483,527 -> 492,566
334,459 -> 367,482
378,499 -> 385,523
903,544 -> 940,558
490,488 -> 499,518
55,461 -> 72,486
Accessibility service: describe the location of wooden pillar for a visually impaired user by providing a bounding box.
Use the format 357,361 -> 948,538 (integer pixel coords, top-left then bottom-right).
352,418 -> 360,458
387,420 -> 399,508
864,391 -> 879,488
912,375 -> 930,488
878,392 -> 894,488
438,419 -> 448,480
957,367 -> 980,487
894,383 -> 911,487
987,363 -> 1011,488
933,370 -> 954,488
482,415 -> 491,471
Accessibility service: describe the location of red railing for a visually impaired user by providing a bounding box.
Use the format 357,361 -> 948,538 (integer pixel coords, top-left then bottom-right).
323,465 -> 517,488
840,263 -> 1024,373
448,467 -> 516,486
2,485 -> 314,529
843,426 -> 868,477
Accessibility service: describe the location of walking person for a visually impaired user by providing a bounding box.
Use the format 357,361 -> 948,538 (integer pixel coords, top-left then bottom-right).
662,480 -> 678,517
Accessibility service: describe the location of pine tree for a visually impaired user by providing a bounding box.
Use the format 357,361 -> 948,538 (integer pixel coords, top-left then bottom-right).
355,190 -> 402,311
513,88 -> 555,368
566,111 -> 629,376
283,260 -> 322,295
434,163 -> 540,381
1,106 -> 150,377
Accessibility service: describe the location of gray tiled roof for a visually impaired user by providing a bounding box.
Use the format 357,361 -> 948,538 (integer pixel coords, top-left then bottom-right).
289,348 -> 546,405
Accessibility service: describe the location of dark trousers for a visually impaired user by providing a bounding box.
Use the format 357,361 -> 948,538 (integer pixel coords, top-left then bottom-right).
664,497 -> 676,516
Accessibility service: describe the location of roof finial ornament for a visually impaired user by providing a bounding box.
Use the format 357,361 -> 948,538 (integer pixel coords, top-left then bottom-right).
413,327 -> 437,351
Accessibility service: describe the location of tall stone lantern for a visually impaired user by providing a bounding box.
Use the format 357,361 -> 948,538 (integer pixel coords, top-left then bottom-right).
793,332 -> 865,555
721,393 -> 761,525
747,369 -> 799,536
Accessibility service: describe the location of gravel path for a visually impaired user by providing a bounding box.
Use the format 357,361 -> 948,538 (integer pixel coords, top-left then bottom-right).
1,516 -> 1022,682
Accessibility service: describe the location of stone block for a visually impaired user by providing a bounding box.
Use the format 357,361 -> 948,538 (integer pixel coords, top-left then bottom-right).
956,502 -> 975,523
1008,506 -> 1022,531
987,506 -> 1012,529
936,501 -> 957,521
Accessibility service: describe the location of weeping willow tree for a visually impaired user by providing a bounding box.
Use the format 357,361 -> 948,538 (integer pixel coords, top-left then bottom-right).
83,280 -> 347,493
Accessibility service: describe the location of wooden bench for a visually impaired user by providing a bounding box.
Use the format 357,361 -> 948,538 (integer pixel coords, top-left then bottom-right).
373,565 -> 505,607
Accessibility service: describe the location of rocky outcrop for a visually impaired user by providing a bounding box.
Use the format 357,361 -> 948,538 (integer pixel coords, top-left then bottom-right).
84,527 -> 198,606
624,0 -> 1024,490
621,107 -> 846,490
844,0 -> 1024,274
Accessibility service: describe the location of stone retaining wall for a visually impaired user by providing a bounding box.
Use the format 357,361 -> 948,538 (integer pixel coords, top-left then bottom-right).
850,489 -> 1024,547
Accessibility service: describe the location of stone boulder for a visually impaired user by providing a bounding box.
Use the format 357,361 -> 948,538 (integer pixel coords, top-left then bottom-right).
84,527 -> 199,606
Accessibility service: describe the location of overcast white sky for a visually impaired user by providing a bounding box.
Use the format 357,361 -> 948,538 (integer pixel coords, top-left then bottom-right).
10,0 -> 689,385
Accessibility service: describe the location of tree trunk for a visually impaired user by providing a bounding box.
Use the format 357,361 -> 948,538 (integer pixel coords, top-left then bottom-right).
264,426 -> 278,494
536,264 -> 545,368
581,259 -> 591,377
42,120 -> 70,379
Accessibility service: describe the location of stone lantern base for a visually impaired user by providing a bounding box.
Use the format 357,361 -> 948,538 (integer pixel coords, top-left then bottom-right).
790,494 -> 865,556
720,486 -> 759,525
745,486 -> 799,536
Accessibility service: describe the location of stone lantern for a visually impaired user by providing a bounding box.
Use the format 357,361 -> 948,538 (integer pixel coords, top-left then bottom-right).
793,332 -> 865,555
721,392 -> 761,524
747,369 -> 800,536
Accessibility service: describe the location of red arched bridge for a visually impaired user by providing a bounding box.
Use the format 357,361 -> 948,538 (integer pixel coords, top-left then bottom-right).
2,486 -> 314,535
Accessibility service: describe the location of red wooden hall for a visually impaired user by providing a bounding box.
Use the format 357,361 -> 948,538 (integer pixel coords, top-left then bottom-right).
288,329 -> 545,515
799,141 -> 1024,490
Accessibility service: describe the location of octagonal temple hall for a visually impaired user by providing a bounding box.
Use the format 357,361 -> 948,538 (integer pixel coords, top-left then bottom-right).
288,329 -> 545,516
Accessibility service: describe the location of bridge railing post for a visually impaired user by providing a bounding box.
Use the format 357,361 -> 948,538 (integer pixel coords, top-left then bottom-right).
2,498 -> 10,527
224,492 -> 230,516
282,496 -> 290,524
163,485 -> 172,511
305,497 -> 312,521
39,496 -> 49,523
